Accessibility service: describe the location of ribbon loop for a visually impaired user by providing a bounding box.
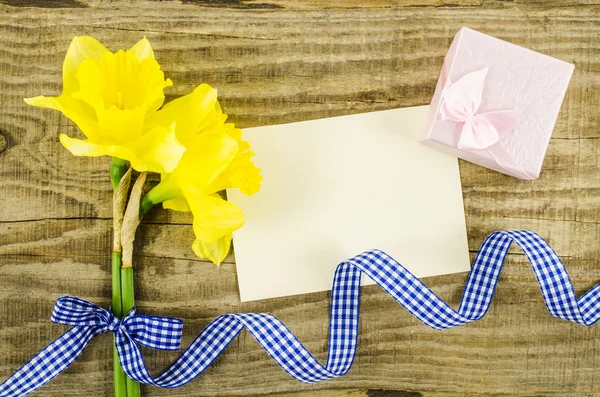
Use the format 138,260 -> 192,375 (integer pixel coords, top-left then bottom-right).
51,296 -> 110,328
121,313 -> 183,351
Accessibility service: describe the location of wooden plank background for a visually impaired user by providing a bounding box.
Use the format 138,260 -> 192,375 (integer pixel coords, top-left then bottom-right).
1,1 -> 600,396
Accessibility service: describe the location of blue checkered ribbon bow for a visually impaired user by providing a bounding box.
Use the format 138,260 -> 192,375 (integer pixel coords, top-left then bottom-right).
3,230 -> 600,394
114,230 -> 600,386
0,296 -> 183,397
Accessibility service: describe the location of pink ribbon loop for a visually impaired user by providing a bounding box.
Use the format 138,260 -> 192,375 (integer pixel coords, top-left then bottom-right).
440,68 -> 533,179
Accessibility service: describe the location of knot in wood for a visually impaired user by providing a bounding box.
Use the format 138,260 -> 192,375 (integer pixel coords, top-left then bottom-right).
0,132 -> 7,154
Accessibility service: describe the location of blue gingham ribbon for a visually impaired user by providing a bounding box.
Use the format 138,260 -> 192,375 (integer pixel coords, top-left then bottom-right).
118,230 -> 600,386
3,230 -> 600,394
0,296 -> 183,397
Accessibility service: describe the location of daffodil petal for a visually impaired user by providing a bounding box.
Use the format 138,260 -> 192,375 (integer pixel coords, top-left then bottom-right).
73,57 -> 105,110
104,145 -> 137,163
146,84 -> 219,146
192,234 -> 232,266
59,134 -> 107,156
24,95 -> 58,109
60,134 -> 140,162
127,124 -> 186,174
25,95 -> 99,141
184,189 -> 244,243
63,36 -> 109,95
174,132 -> 238,190
163,197 -> 191,212
129,37 -> 155,61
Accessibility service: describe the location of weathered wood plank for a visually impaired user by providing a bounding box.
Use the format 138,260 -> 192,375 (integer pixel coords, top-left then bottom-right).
1,1 -> 600,396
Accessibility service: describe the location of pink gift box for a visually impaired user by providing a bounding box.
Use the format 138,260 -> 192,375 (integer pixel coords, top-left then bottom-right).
421,27 -> 574,180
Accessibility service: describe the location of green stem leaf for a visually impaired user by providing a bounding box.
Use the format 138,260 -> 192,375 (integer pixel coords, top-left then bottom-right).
112,251 -> 128,397
111,157 -> 130,397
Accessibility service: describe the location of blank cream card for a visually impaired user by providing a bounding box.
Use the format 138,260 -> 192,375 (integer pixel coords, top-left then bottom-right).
228,105 -> 470,302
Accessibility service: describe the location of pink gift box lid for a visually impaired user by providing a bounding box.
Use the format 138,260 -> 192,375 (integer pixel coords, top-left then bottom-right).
421,27 -> 574,180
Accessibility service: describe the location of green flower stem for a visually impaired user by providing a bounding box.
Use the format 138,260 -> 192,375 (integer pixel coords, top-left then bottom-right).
112,252 -> 128,397
121,266 -> 140,397
110,157 -> 129,397
140,194 -> 155,218
111,158 -> 129,191
140,179 -> 180,217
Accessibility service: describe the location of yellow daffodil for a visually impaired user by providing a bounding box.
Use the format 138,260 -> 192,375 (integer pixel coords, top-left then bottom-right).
25,36 -> 185,174
141,84 -> 261,265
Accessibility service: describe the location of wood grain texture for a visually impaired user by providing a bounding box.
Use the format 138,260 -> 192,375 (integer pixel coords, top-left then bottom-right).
1,1 -> 600,396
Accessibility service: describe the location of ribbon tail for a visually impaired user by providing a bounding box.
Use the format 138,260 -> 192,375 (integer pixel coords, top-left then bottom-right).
487,143 -> 537,180
0,327 -> 100,397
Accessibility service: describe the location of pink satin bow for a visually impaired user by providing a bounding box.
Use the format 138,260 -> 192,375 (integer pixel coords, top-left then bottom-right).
440,68 -> 533,179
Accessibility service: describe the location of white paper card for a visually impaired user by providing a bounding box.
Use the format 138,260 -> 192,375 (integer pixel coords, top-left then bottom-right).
228,105 -> 470,302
